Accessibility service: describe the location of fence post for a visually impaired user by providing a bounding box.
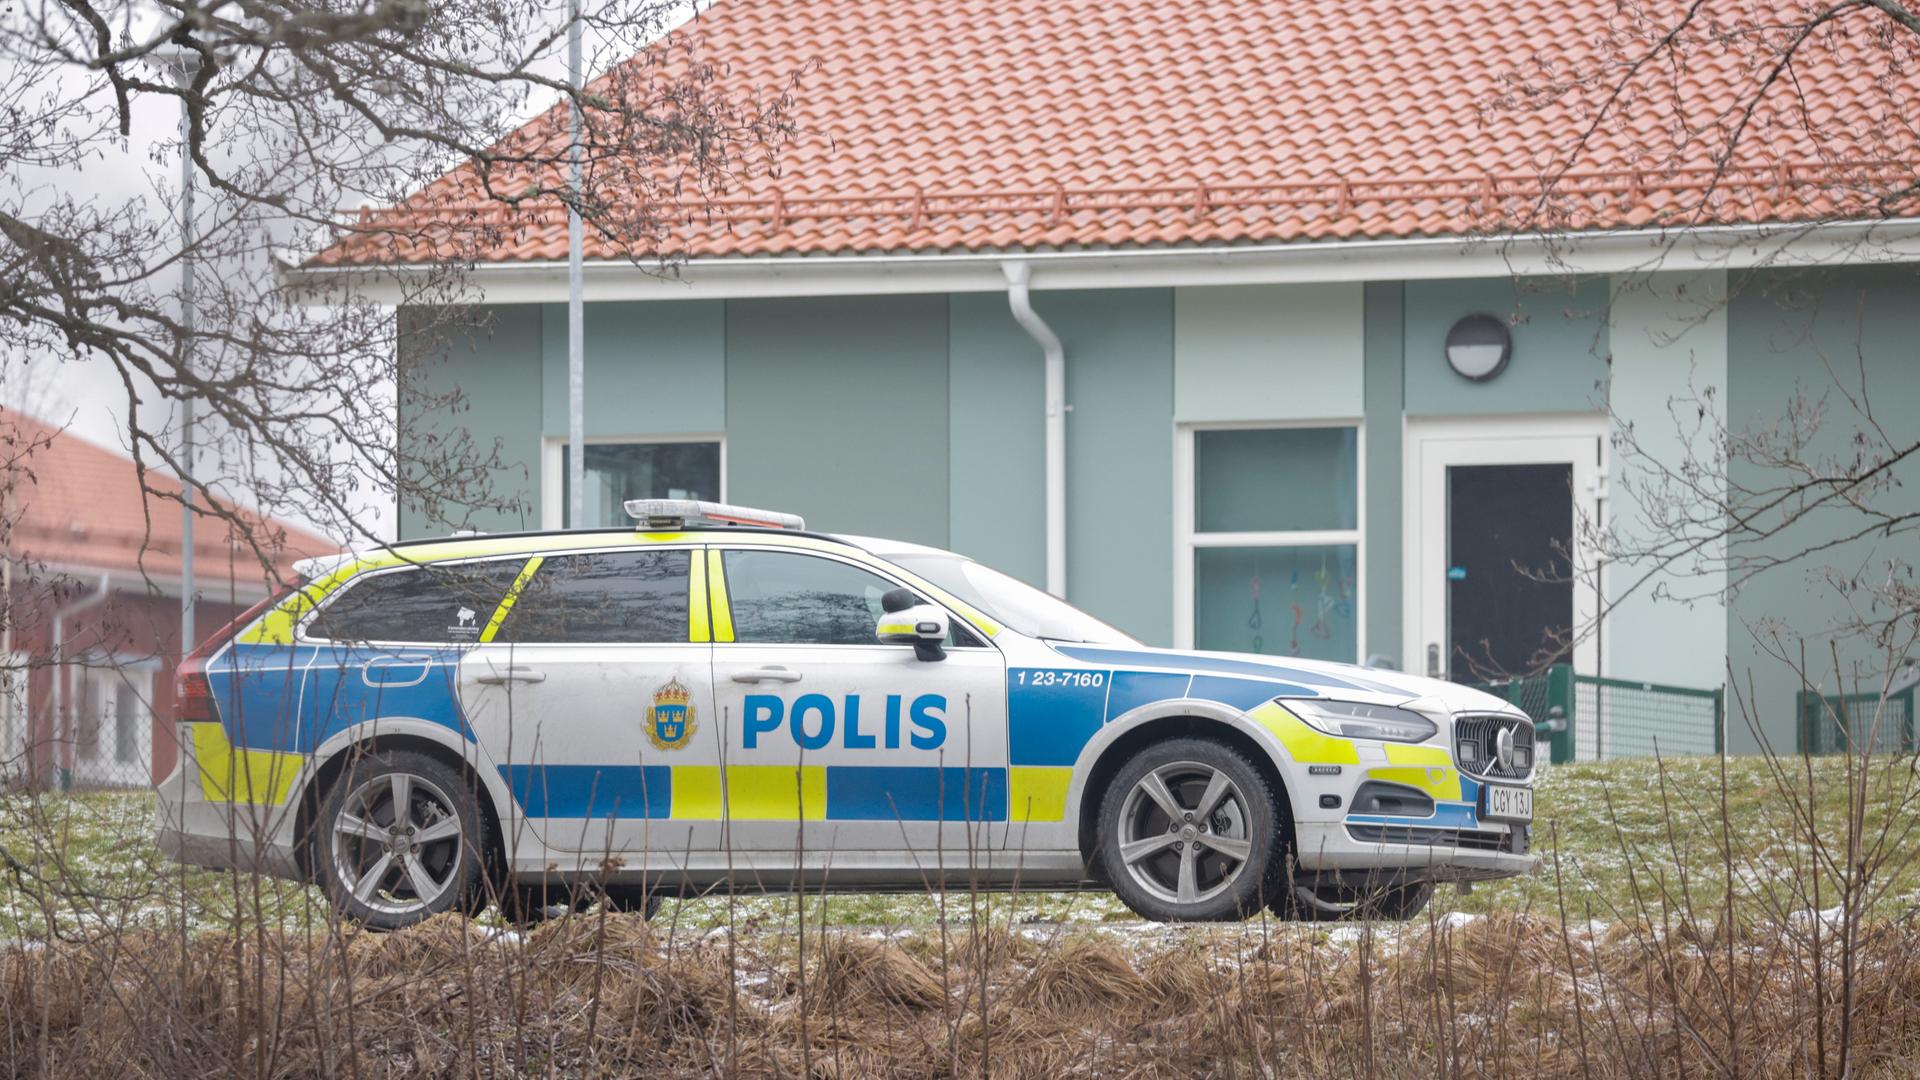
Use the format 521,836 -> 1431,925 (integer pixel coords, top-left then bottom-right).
1713,688 -> 1724,755
1548,664 -> 1575,764
1896,684 -> 1912,753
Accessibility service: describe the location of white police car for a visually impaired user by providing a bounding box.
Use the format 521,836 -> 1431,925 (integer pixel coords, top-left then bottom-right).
157,500 -> 1537,928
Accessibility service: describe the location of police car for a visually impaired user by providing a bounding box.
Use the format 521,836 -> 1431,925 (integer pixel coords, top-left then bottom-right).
156,500 -> 1538,928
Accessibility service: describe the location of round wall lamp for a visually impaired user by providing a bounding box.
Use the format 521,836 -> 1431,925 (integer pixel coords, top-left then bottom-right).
1444,313 -> 1512,382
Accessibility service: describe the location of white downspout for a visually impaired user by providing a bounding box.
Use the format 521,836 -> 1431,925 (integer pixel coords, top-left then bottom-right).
1002,261 -> 1067,598
49,573 -> 111,790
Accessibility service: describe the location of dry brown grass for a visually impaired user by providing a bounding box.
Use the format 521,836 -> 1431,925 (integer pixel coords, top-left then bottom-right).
7,907 -> 1919,1078
9,733 -> 1920,1077
10,802 -> 1920,1078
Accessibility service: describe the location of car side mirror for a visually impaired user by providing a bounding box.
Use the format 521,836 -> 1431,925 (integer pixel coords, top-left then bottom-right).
877,592 -> 948,662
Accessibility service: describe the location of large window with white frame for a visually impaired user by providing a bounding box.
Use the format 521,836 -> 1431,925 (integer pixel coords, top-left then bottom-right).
1175,423 -> 1363,663
1,654 -> 26,785
542,435 -> 724,529
67,659 -> 156,789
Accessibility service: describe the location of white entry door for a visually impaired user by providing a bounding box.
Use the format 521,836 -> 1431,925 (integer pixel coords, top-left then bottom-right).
1404,417 -> 1604,683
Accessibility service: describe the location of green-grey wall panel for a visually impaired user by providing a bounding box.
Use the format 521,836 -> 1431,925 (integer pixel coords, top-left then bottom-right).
1404,277 -> 1610,414
948,292 -> 1047,586
724,295 -> 950,546
1173,283 -> 1365,422
1044,288 -> 1175,646
1726,266 -> 1920,754
396,305 -> 544,538
1605,271 -> 1729,693
539,300 -> 725,438
1363,282 -> 1406,667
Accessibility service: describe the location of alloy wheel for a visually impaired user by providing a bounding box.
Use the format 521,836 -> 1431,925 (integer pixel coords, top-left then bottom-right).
1114,760 -> 1255,906
329,771 -> 466,917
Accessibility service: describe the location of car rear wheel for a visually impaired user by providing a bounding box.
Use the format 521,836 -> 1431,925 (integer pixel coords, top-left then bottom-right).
311,751 -> 486,931
1096,737 -> 1281,922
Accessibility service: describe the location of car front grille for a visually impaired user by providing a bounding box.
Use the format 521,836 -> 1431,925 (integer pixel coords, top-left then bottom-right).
1348,823 -> 1529,854
1453,713 -> 1536,780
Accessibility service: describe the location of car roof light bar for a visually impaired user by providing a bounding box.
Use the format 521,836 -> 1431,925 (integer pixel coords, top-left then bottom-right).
623,499 -> 807,531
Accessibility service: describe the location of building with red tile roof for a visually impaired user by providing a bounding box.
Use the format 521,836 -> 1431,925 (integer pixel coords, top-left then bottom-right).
290,1 -> 1920,761
2,408 -> 336,789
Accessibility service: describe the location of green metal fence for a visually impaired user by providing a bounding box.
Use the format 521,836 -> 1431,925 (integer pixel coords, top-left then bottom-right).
1469,666 -> 1723,763
1796,688 -> 1917,755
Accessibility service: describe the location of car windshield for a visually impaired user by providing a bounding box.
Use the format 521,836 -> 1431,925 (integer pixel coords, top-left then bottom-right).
883,553 -> 1138,645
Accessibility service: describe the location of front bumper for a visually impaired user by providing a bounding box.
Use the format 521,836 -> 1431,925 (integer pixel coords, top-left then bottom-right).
1293,819 -> 1539,883
1277,720 -> 1541,883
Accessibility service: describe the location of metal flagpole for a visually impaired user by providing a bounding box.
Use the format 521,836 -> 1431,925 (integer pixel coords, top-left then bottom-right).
566,0 -> 585,529
154,44 -> 201,649
179,81 -> 196,647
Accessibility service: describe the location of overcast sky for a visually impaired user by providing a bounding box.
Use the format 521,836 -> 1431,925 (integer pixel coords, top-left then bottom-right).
2,5 -> 674,544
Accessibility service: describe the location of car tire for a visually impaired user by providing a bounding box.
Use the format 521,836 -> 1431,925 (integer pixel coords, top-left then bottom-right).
1095,736 -> 1282,922
310,750 -> 488,931
1272,880 -> 1435,922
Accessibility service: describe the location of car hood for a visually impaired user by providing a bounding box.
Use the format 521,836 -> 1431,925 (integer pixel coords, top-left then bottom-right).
1045,643 -> 1520,718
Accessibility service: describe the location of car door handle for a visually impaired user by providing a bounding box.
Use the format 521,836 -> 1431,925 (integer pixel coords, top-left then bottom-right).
731,666 -> 802,684
476,665 -> 547,685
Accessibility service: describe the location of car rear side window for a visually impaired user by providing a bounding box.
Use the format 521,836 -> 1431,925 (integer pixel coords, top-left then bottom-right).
309,560 -> 527,644
722,549 -> 920,646
493,550 -> 690,644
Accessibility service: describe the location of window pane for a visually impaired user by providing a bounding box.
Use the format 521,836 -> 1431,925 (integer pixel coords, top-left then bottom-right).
78,673 -> 100,756
496,550 -> 690,644
723,550 -> 903,646
561,442 -> 721,528
1194,428 -> 1357,534
1193,545 -> 1357,663
115,682 -> 140,763
311,560 -> 528,644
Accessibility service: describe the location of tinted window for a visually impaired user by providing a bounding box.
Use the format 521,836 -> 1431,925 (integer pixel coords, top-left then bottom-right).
311,560 -> 527,644
495,550 -> 690,644
560,442 -> 721,527
725,550 -> 938,646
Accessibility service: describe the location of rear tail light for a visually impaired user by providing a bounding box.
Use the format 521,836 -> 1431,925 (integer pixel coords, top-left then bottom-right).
174,575 -> 307,725
176,659 -> 217,724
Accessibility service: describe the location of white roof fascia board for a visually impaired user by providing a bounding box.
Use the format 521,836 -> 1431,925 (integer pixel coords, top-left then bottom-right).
279,218 -> 1920,305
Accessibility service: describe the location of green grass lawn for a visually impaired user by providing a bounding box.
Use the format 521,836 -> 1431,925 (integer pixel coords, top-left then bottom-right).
4,753 -> 1915,940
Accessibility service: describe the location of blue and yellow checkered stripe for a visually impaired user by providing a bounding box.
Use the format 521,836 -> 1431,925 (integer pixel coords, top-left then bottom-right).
500,764 -> 1071,823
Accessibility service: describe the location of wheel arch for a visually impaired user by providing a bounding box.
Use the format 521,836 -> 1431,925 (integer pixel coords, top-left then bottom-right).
1070,702 -> 1298,869
292,720 -> 515,886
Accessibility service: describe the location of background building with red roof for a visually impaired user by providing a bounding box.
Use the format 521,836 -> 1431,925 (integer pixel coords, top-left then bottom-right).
290,0 -> 1920,758
1,408 -> 334,789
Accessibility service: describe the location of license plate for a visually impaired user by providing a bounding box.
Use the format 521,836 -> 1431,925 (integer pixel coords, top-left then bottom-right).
1481,783 -> 1533,823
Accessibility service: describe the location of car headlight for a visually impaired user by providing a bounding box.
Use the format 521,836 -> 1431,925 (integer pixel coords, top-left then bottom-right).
1281,698 -> 1438,743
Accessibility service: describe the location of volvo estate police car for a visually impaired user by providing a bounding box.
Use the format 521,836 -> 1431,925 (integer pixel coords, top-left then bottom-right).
156,500 -> 1538,928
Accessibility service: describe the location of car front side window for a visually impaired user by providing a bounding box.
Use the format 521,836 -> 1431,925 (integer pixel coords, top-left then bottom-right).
722,548 -> 977,647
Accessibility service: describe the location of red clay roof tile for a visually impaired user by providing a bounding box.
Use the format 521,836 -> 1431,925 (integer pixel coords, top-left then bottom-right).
2,409 -> 335,587
311,0 -> 1920,267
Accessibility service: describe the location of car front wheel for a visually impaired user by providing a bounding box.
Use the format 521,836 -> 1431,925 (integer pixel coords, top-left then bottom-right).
1096,737 -> 1281,922
311,750 -> 486,931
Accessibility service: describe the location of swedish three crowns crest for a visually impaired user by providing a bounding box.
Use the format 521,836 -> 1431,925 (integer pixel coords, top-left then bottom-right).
648,677 -> 696,751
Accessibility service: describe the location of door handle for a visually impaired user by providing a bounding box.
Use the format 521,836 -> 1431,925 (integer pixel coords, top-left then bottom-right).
476,665 -> 547,686
731,665 -> 802,684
